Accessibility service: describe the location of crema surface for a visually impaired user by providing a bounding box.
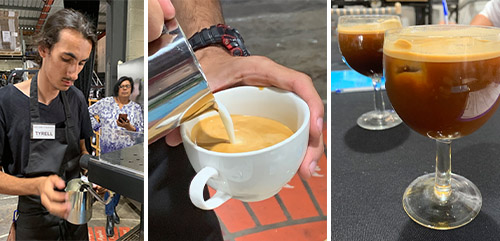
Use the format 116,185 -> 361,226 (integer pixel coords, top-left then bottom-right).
191,115 -> 293,153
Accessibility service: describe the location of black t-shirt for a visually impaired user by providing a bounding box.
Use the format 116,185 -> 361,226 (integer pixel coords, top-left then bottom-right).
0,84 -> 92,177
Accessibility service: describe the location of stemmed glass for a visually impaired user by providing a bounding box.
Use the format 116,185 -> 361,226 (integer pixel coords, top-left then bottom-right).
337,15 -> 403,130
384,25 -> 500,229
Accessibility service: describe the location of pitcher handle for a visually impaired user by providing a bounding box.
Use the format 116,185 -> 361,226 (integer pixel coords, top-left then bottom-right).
81,184 -> 114,205
189,166 -> 231,210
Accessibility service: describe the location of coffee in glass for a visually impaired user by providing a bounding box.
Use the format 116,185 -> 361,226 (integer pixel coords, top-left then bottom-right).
384,25 -> 500,230
337,15 -> 403,130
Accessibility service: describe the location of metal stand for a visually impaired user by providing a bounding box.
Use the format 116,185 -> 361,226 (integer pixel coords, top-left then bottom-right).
83,143 -> 144,240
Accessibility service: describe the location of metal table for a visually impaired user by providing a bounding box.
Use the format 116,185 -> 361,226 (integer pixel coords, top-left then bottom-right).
87,143 -> 144,203
86,143 -> 144,241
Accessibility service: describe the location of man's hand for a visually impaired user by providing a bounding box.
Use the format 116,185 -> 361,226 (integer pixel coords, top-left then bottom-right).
148,0 -> 175,42
37,175 -> 70,219
166,47 -> 324,179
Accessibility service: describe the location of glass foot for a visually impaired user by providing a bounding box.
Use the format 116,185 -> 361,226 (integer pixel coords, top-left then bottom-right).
403,173 -> 482,230
356,110 -> 402,130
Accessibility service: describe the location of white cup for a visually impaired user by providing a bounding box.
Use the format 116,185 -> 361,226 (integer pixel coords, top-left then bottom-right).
181,86 -> 310,210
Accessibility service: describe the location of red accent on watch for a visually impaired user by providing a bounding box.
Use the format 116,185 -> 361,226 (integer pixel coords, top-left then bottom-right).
188,24 -> 250,56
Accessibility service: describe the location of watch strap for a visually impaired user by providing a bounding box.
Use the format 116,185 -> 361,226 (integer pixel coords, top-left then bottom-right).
188,24 -> 250,56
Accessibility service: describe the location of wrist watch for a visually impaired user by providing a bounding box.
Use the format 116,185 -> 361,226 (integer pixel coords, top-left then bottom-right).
188,24 -> 250,56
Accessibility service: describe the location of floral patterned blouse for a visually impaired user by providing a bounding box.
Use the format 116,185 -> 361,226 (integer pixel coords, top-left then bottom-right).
88,96 -> 144,154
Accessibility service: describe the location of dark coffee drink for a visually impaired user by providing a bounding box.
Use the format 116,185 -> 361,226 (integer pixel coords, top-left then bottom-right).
338,19 -> 401,77
384,29 -> 500,139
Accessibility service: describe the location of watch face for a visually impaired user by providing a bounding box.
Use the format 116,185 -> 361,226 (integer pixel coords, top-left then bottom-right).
225,28 -> 250,56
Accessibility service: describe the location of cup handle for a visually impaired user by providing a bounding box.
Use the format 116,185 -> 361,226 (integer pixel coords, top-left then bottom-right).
189,166 -> 231,210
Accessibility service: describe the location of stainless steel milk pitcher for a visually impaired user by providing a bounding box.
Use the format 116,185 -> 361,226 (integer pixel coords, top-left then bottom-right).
148,19 -> 215,144
65,178 -> 114,225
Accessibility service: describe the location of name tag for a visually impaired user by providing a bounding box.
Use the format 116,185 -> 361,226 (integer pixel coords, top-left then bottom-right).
31,123 -> 56,139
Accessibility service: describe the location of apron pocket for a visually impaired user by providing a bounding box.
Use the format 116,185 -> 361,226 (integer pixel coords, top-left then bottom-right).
16,211 -> 60,240
25,128 -> 67,176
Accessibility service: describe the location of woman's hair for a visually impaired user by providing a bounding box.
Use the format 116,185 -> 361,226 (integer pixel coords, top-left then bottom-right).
113,76 -> 135,97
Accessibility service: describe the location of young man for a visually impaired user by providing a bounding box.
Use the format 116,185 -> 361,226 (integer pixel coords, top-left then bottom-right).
0,9 -> 96,240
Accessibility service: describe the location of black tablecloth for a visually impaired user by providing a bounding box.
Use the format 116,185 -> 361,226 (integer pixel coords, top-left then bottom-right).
332,91 -> 500,241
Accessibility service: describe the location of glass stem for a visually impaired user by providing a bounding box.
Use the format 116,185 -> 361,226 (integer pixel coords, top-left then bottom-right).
372,76 -> 386,113
434,139 -> 452,202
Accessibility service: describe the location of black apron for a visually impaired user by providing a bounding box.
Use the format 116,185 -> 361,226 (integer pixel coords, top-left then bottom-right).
149,140 -> 223,241
15,75 -> 88,240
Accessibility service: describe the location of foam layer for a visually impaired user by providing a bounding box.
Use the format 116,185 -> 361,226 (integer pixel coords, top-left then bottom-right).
337,18 -> 401,34
191,114 -> 293,153
384,26 -> 500,62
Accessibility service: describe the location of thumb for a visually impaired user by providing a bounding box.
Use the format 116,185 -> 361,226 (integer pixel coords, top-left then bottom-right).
49,175 -> 66,190
165,128 -> 182,146
158,0 -> 175,20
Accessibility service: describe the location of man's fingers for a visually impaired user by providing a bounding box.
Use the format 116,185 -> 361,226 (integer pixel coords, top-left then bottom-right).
47,190 -> 67,203
148,0 -> 175,42
292,78 -> 324,140
298,134 -> 324,179
42,197 -> 70,218
40,191 -> 69,218
148,0 -> 166,42
235,57 -> 325,141
261,60 -> 324,140
165,127 -> 182,146
37,175 -> 71,218
158,0 -> 175,20
48,175 -> 66,191
45,178 -> 67,203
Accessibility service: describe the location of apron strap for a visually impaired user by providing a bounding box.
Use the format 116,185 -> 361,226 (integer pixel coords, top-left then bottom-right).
58,90 -> 80,179
29,74 -> 41,122
59,91 -> 74,129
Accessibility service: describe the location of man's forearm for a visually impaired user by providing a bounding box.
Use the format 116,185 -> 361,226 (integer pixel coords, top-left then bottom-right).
0,170 -> 42,196
171,0 -> 224,38
171,0 -> 231,66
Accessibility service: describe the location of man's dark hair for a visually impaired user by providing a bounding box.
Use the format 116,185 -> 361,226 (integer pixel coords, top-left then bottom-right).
113,76 -> 135,97
36,8 -> 97,52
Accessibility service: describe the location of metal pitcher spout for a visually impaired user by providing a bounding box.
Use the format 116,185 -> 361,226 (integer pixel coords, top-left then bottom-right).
148,19 -> 215,144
